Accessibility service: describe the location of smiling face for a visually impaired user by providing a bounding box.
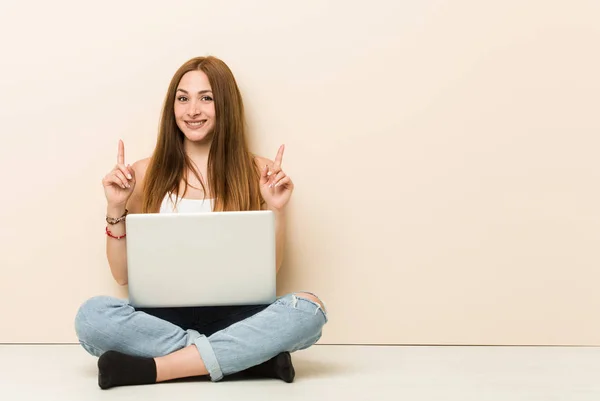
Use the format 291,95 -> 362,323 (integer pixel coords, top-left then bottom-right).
144,56 -> 263,213
174,70 -> 216,144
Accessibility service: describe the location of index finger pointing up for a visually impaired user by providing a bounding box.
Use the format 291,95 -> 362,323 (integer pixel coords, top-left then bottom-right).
117,139 -> 125,165
274,144 -> 285,168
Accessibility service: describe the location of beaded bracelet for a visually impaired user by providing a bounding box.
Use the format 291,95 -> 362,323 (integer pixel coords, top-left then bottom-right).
106,226 -> 126,240
106,209 -> 128,225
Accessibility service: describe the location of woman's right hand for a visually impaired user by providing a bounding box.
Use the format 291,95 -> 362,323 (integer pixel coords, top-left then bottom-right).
102,140 -> 136,208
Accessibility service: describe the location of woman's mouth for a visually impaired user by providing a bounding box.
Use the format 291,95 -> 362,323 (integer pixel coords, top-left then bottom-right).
185,120 -> 207,130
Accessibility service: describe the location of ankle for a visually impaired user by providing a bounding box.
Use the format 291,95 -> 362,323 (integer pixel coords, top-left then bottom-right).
154,357 -> 172,383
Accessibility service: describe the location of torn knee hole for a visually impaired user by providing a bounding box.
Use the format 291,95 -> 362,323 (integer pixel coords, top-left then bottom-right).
295,292 -> 325,310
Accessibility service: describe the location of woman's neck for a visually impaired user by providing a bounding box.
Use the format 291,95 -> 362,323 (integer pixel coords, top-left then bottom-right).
183,138 -> 211,169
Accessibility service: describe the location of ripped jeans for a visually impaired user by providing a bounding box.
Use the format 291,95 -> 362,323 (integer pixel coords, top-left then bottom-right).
74,292 -> 328,381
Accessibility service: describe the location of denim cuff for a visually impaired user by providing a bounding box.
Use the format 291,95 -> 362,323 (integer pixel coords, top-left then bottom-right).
187,329 -> 224,381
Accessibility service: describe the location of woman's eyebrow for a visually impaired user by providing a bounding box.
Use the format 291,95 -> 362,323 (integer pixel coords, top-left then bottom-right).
176,89 -> 213,94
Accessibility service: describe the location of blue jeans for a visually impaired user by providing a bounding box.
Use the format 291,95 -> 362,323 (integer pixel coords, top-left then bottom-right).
74,292 -> 328,381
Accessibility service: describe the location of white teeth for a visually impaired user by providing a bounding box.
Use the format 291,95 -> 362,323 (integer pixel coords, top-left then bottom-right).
187,121 -> 205,126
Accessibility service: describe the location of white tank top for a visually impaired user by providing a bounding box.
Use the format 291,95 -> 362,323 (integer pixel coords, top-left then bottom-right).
159,193 -> 213,213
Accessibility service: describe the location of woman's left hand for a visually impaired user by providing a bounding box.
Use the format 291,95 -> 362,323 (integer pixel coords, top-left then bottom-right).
260,144 -> 294,211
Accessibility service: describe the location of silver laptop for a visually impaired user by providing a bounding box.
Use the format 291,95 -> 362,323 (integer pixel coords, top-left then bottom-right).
125,211 -> 276,308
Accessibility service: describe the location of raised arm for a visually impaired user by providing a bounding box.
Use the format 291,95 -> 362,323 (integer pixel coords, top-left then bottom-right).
101,140 -> 147,285
257,145 -> 294,273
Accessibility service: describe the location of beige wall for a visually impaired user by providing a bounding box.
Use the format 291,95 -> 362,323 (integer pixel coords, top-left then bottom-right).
1,0 -> 599,345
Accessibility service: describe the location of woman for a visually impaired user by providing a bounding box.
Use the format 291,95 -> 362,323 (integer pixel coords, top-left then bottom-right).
74,56 -> 327,389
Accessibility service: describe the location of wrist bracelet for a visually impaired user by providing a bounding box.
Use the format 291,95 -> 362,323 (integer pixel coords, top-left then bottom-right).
106,209 -> 128,225
106,226 -> 126,239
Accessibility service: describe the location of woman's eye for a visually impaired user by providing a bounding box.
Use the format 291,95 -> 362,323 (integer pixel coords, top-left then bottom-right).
177,96 -> 188,102
201,96 -> 213,101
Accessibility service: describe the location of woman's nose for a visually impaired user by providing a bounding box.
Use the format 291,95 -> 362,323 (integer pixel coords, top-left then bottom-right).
187,100 -> 201,117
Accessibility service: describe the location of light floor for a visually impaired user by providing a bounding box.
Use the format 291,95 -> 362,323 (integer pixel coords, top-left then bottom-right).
0,345 -> 598,400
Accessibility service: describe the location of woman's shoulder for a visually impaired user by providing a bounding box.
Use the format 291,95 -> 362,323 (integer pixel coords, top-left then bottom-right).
253,154 -> 274,170
126,157 -> 151,213
131,157 -> 152,192
131,157 -> 151,177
